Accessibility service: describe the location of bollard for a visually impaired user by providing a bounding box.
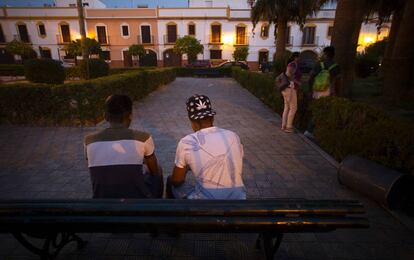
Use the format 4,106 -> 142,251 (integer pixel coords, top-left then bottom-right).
338,155 -> 414,210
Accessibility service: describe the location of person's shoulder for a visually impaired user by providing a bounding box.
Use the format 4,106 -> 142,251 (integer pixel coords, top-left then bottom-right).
84,129 -> 106,145
130,129 -> 152,142
217,128 -> 241,141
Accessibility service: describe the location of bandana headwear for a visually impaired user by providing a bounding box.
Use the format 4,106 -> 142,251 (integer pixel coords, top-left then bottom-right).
186,94 -> 216,120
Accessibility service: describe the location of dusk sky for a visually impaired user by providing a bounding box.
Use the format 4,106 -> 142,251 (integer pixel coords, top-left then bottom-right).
0,0 -> 188,8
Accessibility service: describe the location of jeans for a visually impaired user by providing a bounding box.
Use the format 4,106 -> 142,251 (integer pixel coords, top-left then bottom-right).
281,87 -> 297,129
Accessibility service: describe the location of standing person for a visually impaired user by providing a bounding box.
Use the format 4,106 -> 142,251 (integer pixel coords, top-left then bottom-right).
281,52 -> 301,133
84,95 -> 163,198
167,94 -> 246,200
304,46 -> 341,138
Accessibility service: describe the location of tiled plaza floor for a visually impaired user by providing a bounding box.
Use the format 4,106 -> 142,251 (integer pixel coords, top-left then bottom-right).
0,77 -> 413,259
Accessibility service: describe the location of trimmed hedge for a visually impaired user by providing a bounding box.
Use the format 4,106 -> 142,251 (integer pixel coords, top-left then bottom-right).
109,67 -> 158,75
0,64 -> 25,76
79,59 -> 109,79
311,97 -> 414,174
231,67 -> 414,174
24,59 -> 65,84
175,67 -> 232,77
0,68 -> 176,126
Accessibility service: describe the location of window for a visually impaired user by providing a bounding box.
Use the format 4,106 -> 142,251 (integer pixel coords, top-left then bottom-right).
211,24 -> 221,43
210,49 -> 222,59
38,23 -> 46,38
302,26 -> 316,45
17,23 -> 30,43
0,24 -> 5,43
121,25 -> 129,37
188,23 -> 195,36
100,51 -> 110,61
260,24 -> 269,38
166,24 -> 177,43
236,26 -> 246,45
96,26 -> 107,44
60,24 -> 71,43
141,25 -> 151,44
327,26 -> 333,38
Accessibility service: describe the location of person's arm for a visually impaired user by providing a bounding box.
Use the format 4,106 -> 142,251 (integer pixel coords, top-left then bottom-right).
170,166 -> 187,186
170,141 -> 188,187
144,153 -> 162,176
143,136 -> 161,176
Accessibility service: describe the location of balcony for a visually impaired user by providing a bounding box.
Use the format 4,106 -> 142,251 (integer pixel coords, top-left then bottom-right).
163,34 -> 180,45
208,34 -> 223,45
137,35 -> 155,45
56,34 -> 72,45
302,36 -> 319,47
13,34 -> 31,43
234,36 -> 249,46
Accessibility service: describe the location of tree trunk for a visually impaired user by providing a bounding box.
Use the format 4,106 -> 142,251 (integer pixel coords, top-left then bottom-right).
383,0 -> 414,101
380,4 -> 403,80
274,18 -> 288,61
331,0 -> 367,97
77,0 -> 89,79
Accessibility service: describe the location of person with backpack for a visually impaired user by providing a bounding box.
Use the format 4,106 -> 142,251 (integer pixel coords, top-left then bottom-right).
304,46 -> 341,138
276,52 -> 301,133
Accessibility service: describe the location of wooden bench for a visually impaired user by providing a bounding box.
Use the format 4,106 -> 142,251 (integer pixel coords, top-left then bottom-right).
0,199 -> 369,260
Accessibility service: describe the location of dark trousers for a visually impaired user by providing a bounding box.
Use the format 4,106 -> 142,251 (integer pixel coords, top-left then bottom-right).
145,173 -> 164,198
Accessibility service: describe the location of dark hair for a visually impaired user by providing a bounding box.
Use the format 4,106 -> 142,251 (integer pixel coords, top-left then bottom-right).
323,46 -> 335,59
104,95 -> 132,123
287,52 -> 300,64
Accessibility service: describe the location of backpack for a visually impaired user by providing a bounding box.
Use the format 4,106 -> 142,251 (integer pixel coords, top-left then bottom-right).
275,72 -> 290,92
313,62 -> 337,92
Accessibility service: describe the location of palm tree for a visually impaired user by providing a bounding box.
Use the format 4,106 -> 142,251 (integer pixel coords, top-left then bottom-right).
251,0 -> 327,61
331,0 -> 406,97
383,0 -> 414,100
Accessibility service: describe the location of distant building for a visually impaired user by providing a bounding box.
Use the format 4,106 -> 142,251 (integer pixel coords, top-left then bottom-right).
0,0 -> 388,68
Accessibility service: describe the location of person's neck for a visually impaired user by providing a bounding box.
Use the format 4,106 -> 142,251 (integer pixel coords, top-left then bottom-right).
109,122 -> 128,128
197,124 -> 214,131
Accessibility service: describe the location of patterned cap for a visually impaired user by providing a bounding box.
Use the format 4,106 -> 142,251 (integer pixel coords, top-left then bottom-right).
186,94 -> 216,120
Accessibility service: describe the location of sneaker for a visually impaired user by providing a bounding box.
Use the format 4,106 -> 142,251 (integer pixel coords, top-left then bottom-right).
304,131 -> 314,139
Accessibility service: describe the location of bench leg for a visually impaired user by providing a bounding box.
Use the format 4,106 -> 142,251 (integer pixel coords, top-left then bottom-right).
256,233 -> 284,260
12,232 -> 87,259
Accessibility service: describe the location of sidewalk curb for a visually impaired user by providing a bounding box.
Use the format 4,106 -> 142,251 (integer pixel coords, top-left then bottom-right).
297,133 -> 339,169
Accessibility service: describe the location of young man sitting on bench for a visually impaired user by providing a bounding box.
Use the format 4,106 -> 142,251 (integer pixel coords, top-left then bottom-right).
167,94 -> 246,199
84,95 -> 163,199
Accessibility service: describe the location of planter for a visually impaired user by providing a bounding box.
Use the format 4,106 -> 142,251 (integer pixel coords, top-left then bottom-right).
338,155 -> 414,210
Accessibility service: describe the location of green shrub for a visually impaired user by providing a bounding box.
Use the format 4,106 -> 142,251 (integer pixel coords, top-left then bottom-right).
65,66 -> 81,80
311,97 -> 414,174
0,68 -> 176,126
79,59 -> 109,79
24,59 -> 65,84
0,64 -> 25,76
109,67 -> 157,75
355,54 -> 379,78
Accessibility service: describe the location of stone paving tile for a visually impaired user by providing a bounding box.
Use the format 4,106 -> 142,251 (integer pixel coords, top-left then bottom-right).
0,77 -> 414,259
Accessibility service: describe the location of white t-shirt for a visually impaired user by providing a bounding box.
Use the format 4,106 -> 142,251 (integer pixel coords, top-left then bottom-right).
175,126 -> 246,199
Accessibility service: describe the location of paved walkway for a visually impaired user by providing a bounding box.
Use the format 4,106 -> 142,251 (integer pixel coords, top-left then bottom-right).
0,77 -> 413,259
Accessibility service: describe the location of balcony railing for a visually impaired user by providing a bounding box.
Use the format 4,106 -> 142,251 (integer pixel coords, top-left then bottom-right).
56,34 -> 72,44
137,35 -> 155,45
234,36 -> 249,46
163,34 -> 180,44
302,36 -> 319,46
13,34 -> 31,43
208,34 -> 223,45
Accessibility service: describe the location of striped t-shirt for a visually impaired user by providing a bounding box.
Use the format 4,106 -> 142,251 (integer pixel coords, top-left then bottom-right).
84,124 -> 155,198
